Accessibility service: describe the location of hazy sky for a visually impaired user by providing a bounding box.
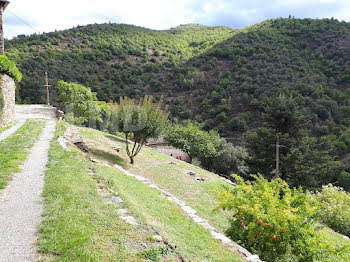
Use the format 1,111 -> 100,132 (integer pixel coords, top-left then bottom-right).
3,0 -> 350,38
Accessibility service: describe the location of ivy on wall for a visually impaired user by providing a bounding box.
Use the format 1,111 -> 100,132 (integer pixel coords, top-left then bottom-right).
0,55 -> 22,83
0,56 -> 22,119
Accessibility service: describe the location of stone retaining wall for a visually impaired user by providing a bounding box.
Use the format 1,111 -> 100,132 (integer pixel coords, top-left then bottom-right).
0,74 -> 15,127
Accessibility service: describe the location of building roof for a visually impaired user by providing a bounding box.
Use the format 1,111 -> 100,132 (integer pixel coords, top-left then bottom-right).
0,1 -> 9,11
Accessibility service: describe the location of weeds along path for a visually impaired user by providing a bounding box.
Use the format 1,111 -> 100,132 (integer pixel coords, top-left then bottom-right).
0,105 -> 56,142
0,120 -> 25,142
0,105 -> 56,262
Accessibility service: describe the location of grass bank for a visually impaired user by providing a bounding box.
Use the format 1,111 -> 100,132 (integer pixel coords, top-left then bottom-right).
0,119 -> 45,189
38,121 -> 242,261
78,126 -> 350,261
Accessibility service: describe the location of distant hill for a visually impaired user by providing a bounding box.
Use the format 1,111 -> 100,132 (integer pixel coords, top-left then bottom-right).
5,18 -> 350,172
5,23 -> 234,103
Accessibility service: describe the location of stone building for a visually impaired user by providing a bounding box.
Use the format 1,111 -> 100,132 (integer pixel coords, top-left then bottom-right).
0,1 -> 15,127
0,74 -> 15,126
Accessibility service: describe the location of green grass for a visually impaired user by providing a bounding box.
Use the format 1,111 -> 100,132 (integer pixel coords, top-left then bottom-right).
93,164 -> 242,262
78,127 -> 350,259
322,228 -> 350,261
323,227 -> 350,247
0,121 -> 17,134
0,119 -> 45,189
79,127 -> 235,230
38,121 -> 182,261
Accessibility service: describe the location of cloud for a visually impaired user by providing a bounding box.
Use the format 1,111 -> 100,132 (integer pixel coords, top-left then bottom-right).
2,0 -> 350,38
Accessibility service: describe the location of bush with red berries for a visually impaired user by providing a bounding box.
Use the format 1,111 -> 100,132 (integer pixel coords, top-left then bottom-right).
217,174 -> 349,261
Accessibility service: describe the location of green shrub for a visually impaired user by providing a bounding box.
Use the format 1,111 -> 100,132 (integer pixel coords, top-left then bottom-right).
338,171 -> 350,192
199,139 -> 248,178
164,120 -> 219,164
108,96 -> 168,164
217,174 -> 347,261
0,56 -> 22,82
139,246 -> 173,262
311,184 -> 350,236
58,80 -> 107,123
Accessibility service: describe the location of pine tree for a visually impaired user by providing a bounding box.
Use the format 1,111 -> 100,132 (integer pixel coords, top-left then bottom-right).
245,95 -> 342,188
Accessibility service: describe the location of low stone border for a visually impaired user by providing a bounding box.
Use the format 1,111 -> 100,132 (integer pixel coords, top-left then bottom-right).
60,126 -> 260,260
112,164 -> 262,262
57,125 -> 88,152
172,158 -> 236,186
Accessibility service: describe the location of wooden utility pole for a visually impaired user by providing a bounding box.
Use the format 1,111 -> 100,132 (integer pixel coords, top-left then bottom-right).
275,134 -> 280,178
274,133 -> 286,179
45,72 -> 50,105
0,1 -> 9,56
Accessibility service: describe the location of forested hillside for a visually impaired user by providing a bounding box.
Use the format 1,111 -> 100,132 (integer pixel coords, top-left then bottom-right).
5,23 -> 234,104
5,18 -> 350,182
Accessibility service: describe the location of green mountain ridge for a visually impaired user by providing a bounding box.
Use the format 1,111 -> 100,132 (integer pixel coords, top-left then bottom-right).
5,18 -> 350,174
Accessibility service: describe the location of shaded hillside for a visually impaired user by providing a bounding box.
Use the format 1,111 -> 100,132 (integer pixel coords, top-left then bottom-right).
181,18 -> 350,138
5,23 -> 234,103
176,18 -> 350,173
6,18 -> 350,172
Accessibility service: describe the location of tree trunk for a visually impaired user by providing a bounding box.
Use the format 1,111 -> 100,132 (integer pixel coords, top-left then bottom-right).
189,154 -> 193,164
130,157 -> 134,164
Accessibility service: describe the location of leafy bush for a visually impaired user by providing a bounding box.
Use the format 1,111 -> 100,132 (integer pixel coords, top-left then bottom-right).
58,80 -> 107,123
311,184 -> 350,236
139,246 -> 173,262
217,174 -> 347,261
199,139 -> 248,178
164,120 -> 219,163
109,96 -> 168,164
0,55 -> 22,82
338,171 -> 350,192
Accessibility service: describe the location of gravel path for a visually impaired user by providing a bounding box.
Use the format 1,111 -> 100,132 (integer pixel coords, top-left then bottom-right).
0,120 -> 26,142
0,105 -> 56,142
15,105 -> 57,120
0,105 -> 56,262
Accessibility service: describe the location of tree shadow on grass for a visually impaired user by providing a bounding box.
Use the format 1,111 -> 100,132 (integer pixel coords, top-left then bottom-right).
103,133 -> 125,143
90,148 -> 127,168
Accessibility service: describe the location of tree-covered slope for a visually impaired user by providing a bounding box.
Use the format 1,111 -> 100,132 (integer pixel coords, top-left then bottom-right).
183,18 -> 350,137
178,18 -> 350,172
5,23 -> 235,103
5,18 -> 350,175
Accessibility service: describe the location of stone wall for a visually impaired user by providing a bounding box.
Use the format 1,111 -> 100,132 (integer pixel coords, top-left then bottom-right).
0,74 -> 15,127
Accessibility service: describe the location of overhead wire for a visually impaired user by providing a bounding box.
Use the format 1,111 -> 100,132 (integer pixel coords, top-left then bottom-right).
6,9 -> 41,34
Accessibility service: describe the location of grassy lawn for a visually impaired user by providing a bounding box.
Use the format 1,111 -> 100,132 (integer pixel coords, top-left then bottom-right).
78,127 -> 350,259
93,164 -> 242,262
323,227 -> 350,248
0,119 -> 45,189
79,127 -> 233,231
38,121 -> 210,261
322,228 -> 350,261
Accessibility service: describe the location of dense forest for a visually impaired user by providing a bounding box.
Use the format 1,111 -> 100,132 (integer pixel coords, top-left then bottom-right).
5,18 -> 350,187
